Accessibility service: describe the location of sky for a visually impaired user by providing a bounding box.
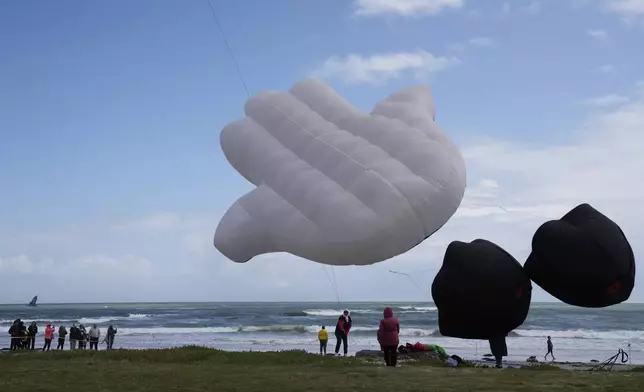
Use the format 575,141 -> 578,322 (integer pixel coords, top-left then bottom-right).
1,0 -> 643,303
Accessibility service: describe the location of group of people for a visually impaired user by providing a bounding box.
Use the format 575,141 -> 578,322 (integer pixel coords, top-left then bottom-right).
316,308 -> 557,369
316,308 -> 400,367
317,309 -> 353,357
7,319 -> 118,351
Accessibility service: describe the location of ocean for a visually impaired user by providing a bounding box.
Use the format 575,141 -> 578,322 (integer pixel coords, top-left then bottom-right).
1,302 -> 642,364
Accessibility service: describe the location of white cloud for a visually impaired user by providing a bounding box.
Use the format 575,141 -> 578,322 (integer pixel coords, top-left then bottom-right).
314,51 -> 460,85
112,213 -> 217,257
462,82 -> 644,205
353,0 -> 465,16
469,37 -> 496,47
522,1 -> 541,14
447,42 -> 466,52
0,254 -> 152,278
602,0 -> 644,17
501,2 -> 511,15
479,179 -> 499,189
636,80 -> 644,95
0,255 -> 35,275
593,64 -> 618,75
586,29 -> 609,41
65,254 -> 153,277
583,94 -> 631,107
111,212 -> 181,232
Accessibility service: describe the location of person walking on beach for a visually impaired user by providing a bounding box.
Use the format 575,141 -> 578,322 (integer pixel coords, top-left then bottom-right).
377,307 -> 400,367
545,336 -> 555,361
105,325 -> 117,350
89,324 -> 101,350
27,321 -> 38,350
317,326 -> 328,355
334,310 -> 352,356
57,325 -> 67,350
43,324 -> 54,351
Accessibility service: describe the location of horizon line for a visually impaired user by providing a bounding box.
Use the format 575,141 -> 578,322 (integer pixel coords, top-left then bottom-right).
2,300 -> 642,306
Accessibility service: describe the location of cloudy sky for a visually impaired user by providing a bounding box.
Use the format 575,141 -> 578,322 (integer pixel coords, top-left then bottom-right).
1,0 -> 643,304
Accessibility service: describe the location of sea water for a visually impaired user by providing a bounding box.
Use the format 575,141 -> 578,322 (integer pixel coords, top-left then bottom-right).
1,302 -> 642,364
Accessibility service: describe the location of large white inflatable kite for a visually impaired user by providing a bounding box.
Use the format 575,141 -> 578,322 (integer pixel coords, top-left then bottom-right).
214,79 -> 466,266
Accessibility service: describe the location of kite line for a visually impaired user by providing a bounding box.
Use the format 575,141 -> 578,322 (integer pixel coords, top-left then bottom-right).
205,0 -> 250,97
322,265 -> 341,305
389,270 -> 424,293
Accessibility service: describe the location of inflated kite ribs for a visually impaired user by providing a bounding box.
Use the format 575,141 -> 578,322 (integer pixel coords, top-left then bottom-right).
431,239 -> 532,340
524,203 -> 635,308
214,78 -> 466,266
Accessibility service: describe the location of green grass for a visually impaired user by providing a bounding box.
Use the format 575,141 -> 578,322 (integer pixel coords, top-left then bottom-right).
1,347 -> 644,391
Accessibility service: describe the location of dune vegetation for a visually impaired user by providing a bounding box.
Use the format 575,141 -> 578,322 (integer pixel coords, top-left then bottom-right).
1,347 -> 643,391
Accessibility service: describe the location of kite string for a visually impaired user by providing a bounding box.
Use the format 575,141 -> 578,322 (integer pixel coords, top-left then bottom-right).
321,265 -> 341,305
330,266 -> 341,305
205,1 -> 344,309
205,0 -> 250,97
389,270 -> 423,294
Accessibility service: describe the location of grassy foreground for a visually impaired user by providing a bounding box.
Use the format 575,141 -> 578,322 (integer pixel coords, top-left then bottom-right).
1,347 -> 644,392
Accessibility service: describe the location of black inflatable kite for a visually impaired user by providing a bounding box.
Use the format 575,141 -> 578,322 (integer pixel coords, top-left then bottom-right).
524,203 -> 635,308
431,239 -> 532,340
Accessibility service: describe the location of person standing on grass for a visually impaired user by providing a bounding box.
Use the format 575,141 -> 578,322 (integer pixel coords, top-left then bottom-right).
16,320 -> 27,349
27,322 -> 38,350
89,324 -> 101,351
334,310 -> 352,356
317,326 -> 328,355
69,324 -> 79,350
57,325 -> 67,350
43,324 -> 54,351
105,325 -> 117,350
78,324 -> 87,350
78,325 -> 87,349
488,335 -> 507,369
377,307 -> 400,367
545,336 -> 555,361
8,319 -> 20,350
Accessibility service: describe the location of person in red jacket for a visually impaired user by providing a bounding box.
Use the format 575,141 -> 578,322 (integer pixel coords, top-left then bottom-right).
377,307 -> 400,367
334,310 -> 352,356
42,324 -> 54,351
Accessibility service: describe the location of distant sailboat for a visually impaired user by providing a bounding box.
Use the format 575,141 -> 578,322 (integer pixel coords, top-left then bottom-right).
27,295 -> 38,307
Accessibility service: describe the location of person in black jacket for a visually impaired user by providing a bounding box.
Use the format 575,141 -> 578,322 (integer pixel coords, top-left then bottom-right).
69,324 -> 80,350
105,325 -> 117,350
334,310 -> 352,356
27,322 -> 38,350
57,326 -> 67,350
8,319 -> 19,350
17,321 -> 27,349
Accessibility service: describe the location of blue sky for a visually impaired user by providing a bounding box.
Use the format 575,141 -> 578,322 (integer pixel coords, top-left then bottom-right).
1,0 -> 644,303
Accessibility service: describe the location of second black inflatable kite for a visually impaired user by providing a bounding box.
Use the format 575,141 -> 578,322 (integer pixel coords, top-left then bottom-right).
524,203 -> 635,308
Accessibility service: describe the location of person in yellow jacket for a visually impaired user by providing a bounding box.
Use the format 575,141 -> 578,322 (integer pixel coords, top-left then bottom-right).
318,326 -> 328,355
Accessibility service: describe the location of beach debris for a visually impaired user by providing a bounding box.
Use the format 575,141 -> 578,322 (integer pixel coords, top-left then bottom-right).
214,78 -> 466,266
524,203 -> 635,307
431,239 -> 532,339
355,349 -> 441,364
